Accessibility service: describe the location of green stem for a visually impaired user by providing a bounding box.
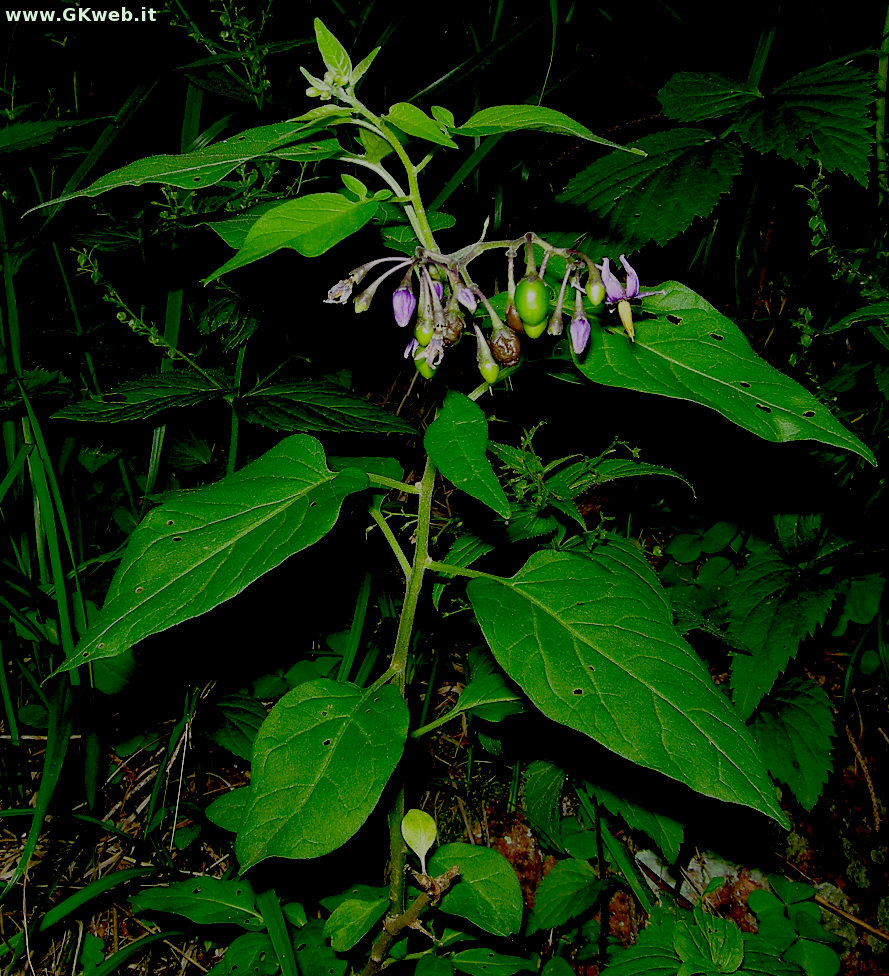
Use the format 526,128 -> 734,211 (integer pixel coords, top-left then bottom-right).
228,344 -> 247,475
425,559 -> 501,582
369,505 -> 411,578
366,473 -> 420,494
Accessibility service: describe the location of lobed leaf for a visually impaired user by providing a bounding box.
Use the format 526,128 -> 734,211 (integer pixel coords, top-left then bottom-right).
467,537 -> 787,824
658,72 -> 762,122
236,679 -> 408,868
62,435 -> 370,670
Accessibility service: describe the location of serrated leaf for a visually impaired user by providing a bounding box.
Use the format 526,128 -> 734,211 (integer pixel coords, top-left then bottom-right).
240,380 -> 413,436
588,782 -> 684,863
28,124 -> 331,209
454,105 -> 632,153
729,61 -> 874,186
130,878 -> 263,929
206,194 -> 379,282
53,372 -> 227,423
427,843 -> 523,938
385,103 -> 457,148
558,129 -> 742,248
658,72 -> 762,122
466,537 -> 787,824
424,392 -> 510,518
573,285 -> 874,465
451,949 -> 536,976
322,892 -> 388,951
236,679 -> 408,868
208,695 -> 266,760
0,118 -> 102,153
63,435 -> 369,670
728,552 -> 840,719
546,457 -> 693,498
313,19 -> 351,81
752,678 -> 835,811
211,933 -> 278,976
523,761 -> 565,847
528,858 -> 605,932
206,787 -> 251,833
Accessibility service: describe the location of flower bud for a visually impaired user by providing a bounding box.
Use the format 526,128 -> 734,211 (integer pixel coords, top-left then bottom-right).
473,325 -> 500,385
617,299 -> 635,341
392,277 -> 417,327
586,277 -> 606,306
548,312 -> 564,336
570,314 -> 591,354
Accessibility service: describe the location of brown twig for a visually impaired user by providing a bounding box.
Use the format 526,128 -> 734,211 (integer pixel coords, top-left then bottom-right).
814,895 -> 889,945
844,724 -> 880,831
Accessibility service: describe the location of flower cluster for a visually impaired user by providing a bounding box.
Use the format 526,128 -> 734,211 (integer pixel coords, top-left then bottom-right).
325,235 -> 660,382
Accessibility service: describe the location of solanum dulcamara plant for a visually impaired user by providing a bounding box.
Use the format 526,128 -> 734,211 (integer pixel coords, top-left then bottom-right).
38,18 -> 874,976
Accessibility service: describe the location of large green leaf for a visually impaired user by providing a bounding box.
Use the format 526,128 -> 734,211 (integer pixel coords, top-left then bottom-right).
573,284 -> 874,464
322,888 -> 388,951
53,372 -> 227,423
209,934 -> 278,976
206,193 -> 379,282
424,392 -> 510,518
453,105 -> 634,153
658,72 -> 762,122
558,129 -> 742,248
61,435 -> 369,671
427,843 -> 523,938
29,124 -> 338,209
729,61 -> 874,186
727,551 -> 840,719
528,858 -> 606,932
240,380 -> 414,436
130,878 -> 263,929
236,679 -> 408,868
467,538 -> 787,824
751,678 -> 835,811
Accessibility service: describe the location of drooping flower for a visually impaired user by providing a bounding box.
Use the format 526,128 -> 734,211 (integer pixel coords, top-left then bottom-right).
569,283 -> 591,354
598,255 -> 664,342
392,269 -> 417,327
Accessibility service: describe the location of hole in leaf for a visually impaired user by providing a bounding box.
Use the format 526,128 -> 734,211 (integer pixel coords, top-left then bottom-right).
97,643 -> 105,650
296,944 -> 306,952
373,697 -> 380,703
709,333 -> 724,341
235,888 -> 242,895
82,650 -> 90,657
739,381 -> 751,388
588,665 -> 595,671
666,314 -> 682,325
192,887 -> 201,894
166,519 -> 174,526
193,176 -> 201,182
321,711 -> 327,717
172,536 -> 183,542
572,689 -> 583,695
755,403 -> 772,413
323,739 -> 331,746
309,501 -> 317,508
135,586 -> 144,594
802,410 -> 815,417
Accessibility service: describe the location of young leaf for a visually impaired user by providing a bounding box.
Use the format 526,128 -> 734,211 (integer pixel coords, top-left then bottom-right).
313,18 -> 352,83
427,843 -> 523,937
206,194 -> 379,281
658,72 -> 762,122
350,46 -> 381,87
728,551 -> 840,719
527,858 -> 606,932
385,103 -> 458,148
53,373 -> 227,423
62,435 -> 370,670
236,679 -> 408,868
558,129 -> 742,249
467,537 -> 788,824
729,60 -> 874,186
752,678 -> 835,811
424,392 -> 510,518
130,878 -> 263,929
322,892 -> 388,952
454,105 -> 635,153
573,285 -> 875,465
240,380 -> 414,436
401,809 -> 438,873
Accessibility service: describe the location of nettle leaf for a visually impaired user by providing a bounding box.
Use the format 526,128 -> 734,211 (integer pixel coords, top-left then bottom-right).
451,949 -> 536,976
528,858 -> 606,932
558,129 -> 742,248
467,537 -> 787,824
658,72 -> 762,122
0,117 -> 102,153
130,878 -> 263,929
454,105 -> 632,153
206,193 -> 379,282
428,843 -> 523,938
236,679 -> 408,868
240,380 -> 414,436
53,372 -> 227,423
752,678 -> 835,811
727,550 -> 840,719
729,61 -> 875,186
424,392 -> 510,518
207,695 -> 267,760
523,760 -> 565,846
545,457 -> 694,498
588,781 -> 684,863
29,124 -> 332,209
574,284 -> 874,464
63,435 -> 369,670
385,103 -> 457,148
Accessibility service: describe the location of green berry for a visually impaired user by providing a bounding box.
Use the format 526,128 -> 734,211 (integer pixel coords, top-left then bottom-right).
523,320 -> 547,339
479,360 -> 500,384
514,276 -> 550,327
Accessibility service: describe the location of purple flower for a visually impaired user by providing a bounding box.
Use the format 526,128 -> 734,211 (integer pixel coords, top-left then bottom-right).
392,286 -> 417,327
403,338 -> 419,359
570,314 -> 590,355
456,286 -> 477,312
598,255 -> 664,342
